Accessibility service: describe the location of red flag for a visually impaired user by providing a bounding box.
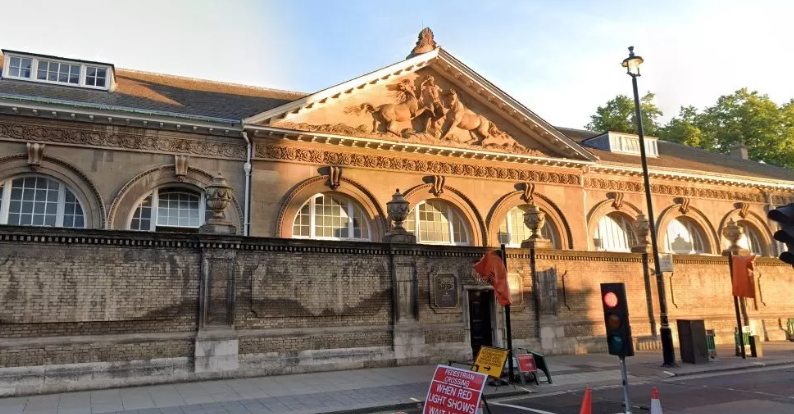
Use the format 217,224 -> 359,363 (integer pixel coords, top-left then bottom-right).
731,255 -> 757,298
473,251 -> 512,306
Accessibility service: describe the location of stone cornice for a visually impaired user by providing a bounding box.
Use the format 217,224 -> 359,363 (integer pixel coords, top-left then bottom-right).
584,177 -> 794,204
254,141 -> 582,185
0,119 -> 246,160
590,164 -> 794,191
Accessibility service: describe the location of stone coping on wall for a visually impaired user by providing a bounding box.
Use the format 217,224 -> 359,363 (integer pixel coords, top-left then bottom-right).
1,226 -> 791,265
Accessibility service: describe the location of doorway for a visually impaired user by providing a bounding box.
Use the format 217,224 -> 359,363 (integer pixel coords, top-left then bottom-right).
467,289 -> 494,358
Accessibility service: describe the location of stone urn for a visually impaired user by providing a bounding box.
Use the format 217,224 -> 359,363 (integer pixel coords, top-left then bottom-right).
722,217 -> 744,255
521,204 -> 551,248
383,189 -> 416,243
631,213 -> 651,253
199,172 -> 236,234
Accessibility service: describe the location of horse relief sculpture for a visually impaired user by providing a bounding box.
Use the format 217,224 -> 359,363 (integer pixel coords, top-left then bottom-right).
277,76 -> 546,157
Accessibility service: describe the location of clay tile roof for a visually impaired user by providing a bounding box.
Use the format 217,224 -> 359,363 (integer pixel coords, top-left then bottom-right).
0,53 -> 306,121
555,126 -> 794,182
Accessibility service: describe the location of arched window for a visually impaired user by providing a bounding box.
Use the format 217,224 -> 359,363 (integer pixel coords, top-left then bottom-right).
0,175 -> 85,228
664,217 -> 707,254
403,200 -> 469,245
292,193 -> 370,241
593,213 -> 637,252
497,206 -> 559,248
129,187 -> 206,232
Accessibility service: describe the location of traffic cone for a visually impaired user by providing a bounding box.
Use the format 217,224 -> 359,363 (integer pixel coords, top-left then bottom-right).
650,387 -> 663,414
579,387 -> 592,414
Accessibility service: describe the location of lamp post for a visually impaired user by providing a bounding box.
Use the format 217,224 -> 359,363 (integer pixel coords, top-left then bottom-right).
622,46 -> 675,367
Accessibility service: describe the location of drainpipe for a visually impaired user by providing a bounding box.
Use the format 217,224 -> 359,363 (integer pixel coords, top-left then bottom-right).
241,131 -> 252,237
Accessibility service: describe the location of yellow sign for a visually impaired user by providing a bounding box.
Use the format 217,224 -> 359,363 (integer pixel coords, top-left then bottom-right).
471,346 -> 508,378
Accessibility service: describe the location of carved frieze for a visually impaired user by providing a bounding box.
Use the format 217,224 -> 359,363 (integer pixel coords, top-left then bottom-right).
256,144 -> 581,185
275,75 -> 547,157
584,177 -> 769,202
0,121 -> 246,159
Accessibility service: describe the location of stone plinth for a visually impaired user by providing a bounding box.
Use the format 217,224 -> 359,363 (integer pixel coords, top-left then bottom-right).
194,329 -> 239,373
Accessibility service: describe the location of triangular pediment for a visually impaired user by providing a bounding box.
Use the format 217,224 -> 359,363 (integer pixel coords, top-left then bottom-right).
244,49 -> 595,161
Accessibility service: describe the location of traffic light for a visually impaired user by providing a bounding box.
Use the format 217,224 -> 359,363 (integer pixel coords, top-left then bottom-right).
600,283 -> 634,357
768,203 -> 794,266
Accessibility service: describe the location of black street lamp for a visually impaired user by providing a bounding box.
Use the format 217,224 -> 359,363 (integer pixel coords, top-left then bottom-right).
622,46 -> 676,367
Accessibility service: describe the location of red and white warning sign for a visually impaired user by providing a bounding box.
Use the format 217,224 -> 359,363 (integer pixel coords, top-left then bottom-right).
517,353 -> 537,373
423,365 -> 488,414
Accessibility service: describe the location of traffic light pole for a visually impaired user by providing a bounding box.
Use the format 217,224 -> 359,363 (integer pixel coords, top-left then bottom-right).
728,252 -> 746,359
500,244 -> 516,382
619,356 -> 633,414
631,74 -> 676,367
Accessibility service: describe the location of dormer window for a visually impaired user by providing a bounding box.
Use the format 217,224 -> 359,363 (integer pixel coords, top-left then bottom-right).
2,50 -> 114,91
582,132 -> 659,157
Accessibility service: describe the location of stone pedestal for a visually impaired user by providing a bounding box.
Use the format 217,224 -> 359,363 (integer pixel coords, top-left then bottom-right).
194,329 -> 239,373
382,230 -> 416,244
199,222 -> 237,234
521,238 -> 552,249
393,321 -> 425,364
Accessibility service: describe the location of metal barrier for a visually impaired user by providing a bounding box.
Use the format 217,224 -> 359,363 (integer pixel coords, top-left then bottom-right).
735,326 -> 752,355
705,329 -> 717,358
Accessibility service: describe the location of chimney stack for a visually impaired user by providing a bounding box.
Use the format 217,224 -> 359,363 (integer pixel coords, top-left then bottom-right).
730,143 -> 749,160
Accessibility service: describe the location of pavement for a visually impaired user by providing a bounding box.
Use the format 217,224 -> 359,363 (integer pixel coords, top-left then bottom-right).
1,342 -> 792,414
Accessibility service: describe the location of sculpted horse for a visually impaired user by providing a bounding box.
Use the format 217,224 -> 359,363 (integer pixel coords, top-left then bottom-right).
439,89 -> 494,144
355,79 -> 432,136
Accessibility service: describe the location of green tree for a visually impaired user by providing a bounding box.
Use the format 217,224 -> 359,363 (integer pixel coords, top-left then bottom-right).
697,88 -> 793,167
586,92 -> 663,136
658,106 -> 709,149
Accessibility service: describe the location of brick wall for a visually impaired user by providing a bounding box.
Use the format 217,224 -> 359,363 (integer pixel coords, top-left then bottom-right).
2,226 -> 794,377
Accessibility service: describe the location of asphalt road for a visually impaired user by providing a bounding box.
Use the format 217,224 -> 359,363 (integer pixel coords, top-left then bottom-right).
397,365 -> 794,414
484,365 -> 794,414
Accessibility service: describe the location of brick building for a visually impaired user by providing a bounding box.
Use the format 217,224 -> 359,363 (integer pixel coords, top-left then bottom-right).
1,30 -> 794,395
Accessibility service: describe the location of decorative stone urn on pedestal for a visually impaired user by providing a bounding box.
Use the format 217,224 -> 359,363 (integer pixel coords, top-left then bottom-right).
521,204 -> 551,249
722,218 -> 746,256
199,172 -> 237,234
382,189 -> 416,244
631,213 -> 652,253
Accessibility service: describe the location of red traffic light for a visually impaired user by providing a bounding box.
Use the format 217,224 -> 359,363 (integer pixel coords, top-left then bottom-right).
603,291 -> 619,308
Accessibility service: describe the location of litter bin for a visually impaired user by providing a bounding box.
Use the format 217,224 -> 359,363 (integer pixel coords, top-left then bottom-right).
705,329 -> 717,359
677,319 -> 709,364
787,318 -> 794,342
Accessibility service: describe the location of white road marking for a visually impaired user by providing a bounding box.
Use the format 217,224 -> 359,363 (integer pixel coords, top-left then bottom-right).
490,401 -> 559,414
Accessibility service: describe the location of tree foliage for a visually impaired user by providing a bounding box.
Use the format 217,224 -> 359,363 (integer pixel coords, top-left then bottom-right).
588,88 -> 794,169
586,93 -> 663,136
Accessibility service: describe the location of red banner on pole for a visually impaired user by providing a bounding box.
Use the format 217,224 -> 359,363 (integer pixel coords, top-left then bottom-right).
423,365 -> 488,414
731,255 -> 757,298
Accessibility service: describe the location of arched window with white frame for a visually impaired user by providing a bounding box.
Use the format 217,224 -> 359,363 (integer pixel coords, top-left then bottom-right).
403,199 -> 470,245
129,187 -> 206,232
497,205 -> 559,248
593,212 -> 637,252
292,193 -> 371,241
0,175 -> 86,228
664,216 -> 708,254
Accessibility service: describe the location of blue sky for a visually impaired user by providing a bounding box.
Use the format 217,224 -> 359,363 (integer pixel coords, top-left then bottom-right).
2,0 -> 793,128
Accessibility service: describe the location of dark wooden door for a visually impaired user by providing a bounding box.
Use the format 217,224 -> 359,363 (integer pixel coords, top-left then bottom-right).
468,289 -> 493,358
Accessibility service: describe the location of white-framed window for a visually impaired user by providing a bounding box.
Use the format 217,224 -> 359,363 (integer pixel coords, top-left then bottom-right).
37,60 -> 80,85
403,200 -> 469,245
664,217 -> 707,254
129,187 -> 206,232
8,56 -> 33,79
2,52 -> 113,90
0,175 -> 85,228
85,66 -> 107,88
497,206 -> 559,248
594,212 -> 637,252
292,193 -> 371,241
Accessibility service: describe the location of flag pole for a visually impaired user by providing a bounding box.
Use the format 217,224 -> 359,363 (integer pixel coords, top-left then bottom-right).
728,251 -> 746,359
500,243 -> 515,382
